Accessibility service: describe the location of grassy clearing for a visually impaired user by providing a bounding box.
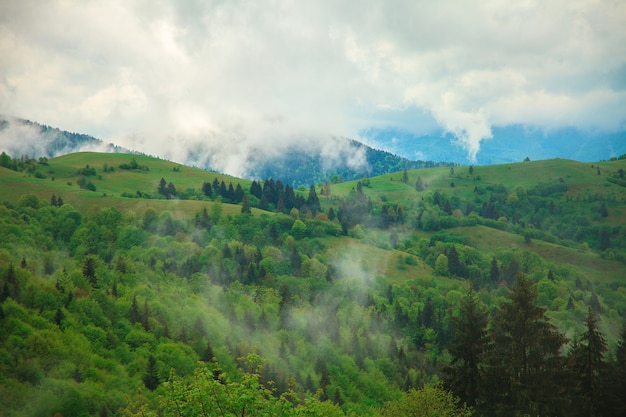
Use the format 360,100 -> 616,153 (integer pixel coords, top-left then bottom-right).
443,225 -> 624,284
328,158 -> 626,205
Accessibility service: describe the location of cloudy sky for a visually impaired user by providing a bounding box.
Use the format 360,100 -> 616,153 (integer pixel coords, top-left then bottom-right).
1,0 -> 625,171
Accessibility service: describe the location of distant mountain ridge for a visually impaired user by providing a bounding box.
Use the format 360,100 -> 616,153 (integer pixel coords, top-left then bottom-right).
0,116 -> 451,186
0,115 -> 129,158
245,138 -> 451,186
3,116 -> 623,186
361,125 -> 626,165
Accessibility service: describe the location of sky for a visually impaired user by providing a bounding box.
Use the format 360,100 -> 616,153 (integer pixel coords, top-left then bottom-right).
1,0 -> 625,173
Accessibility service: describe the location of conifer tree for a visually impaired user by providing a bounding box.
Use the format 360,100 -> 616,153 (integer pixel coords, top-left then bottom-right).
569,308 -> 608,417
158,177 -> 167,195
482,272 -> 567,416
489,257 -> 500,284
447,245 -> 463,277
306,185 -> 321,214
202,341 -> 215,363
143,356 -> 160,391
444,286 -> 488,407
613,322 -> 626,415
129,295 -> 141,324
415,176 -> 424,192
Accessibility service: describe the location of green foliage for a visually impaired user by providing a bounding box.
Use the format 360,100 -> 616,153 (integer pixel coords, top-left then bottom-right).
1,152 -> 625,416
378,385 -> 473,417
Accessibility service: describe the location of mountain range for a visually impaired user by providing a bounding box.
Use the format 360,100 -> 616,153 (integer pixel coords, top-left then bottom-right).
361,125 -> 626,165
2,115 -> 625,186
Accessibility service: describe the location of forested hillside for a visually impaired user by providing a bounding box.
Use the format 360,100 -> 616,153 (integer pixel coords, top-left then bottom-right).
1,152 -> 625,416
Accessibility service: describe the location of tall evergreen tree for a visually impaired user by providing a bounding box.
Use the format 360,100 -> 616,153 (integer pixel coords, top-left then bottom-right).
569,308 -> 608,417
241,194 -> 252,214
143,355 -> 160,391
415,176 -> 424,192
129,295 -> 141,324
489,256 -> 500,284
158,177 -> 167,195
306,185 -> 321,214
201,181 -> 213,197
481,272 -> 567,416
447,245 -> 463,277
613,322 -> 626,415
443,286 -> 488,406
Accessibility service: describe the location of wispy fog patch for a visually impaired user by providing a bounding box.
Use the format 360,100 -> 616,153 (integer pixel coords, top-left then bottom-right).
0,115 -> 115,158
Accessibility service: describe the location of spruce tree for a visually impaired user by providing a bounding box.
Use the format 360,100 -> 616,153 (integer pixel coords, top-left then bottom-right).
415,176 -> 424,192
443,286 -> 488,406
569,308 -> 608,417
143,356 -> 160,391
129,295 -> 141,324
613,323 -> 626,415
482,272 -> 567,416
447,245 -> 463,277
306,185 -> 321,214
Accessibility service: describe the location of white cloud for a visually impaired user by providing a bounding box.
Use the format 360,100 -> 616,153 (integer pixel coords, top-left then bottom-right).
0,0 -> 624,169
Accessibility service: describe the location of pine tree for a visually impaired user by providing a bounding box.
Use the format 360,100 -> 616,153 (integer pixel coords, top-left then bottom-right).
306,185 -> 321,214
158,177 -> 167,196
489,256 -> 500,284
402,169 -> 409,183
482,272 -> 567,416
613,323 -> 626,415
129,295 -> 141,324
447,245 -> 463,277
166,182 -> 177,198
569,308 -> 608,417
82,256 -> 97,287
241,194 -> 252,214
202,341 -> 215,362
141,300 -> 150,330
202,181 -> 213,197
143,356 -> 160,391
443,286 -> 488,406
415,176 -> 424,192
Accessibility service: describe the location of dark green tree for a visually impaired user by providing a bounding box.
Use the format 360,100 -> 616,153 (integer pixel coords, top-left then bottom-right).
569,308 -> 608,417
415,176 -> 424,192
482,272 -> 567,416
306,185 -> 321,214
143,355 -> 160,391
241,194 -> 252,214
201,181 -> 213,197
82,256 -> 97,286
600,202 -> 608,217
613,323 -> 626,415
443,286 -> 488,407
447,245 -> 464,277
158,177 -> 167,195
129,294 -> 141,324
202,341 -> 215,363
402,169 -> 409,183
166,182 -> 177,198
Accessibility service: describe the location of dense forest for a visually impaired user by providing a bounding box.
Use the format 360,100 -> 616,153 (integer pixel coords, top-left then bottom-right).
1,151 -> 626,416
247,138 -> 453,187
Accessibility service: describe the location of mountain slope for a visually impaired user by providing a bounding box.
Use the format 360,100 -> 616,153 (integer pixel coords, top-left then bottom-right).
0,116 -> 451,186
1,151 -> 626,416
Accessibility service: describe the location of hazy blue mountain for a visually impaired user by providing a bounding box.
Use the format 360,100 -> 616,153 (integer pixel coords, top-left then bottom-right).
246,138 -> 451,187
361,125 -> 626,165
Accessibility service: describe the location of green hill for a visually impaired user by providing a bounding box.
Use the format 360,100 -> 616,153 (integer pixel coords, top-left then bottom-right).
1,152 -> 625,416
